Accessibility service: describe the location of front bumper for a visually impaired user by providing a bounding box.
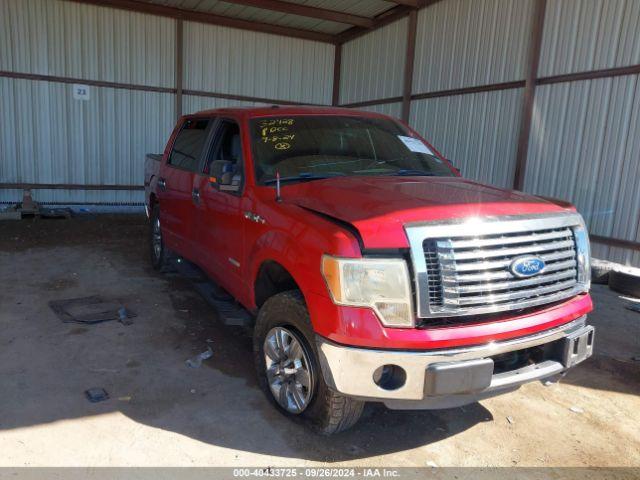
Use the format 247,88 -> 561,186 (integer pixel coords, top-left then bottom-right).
316,316 -> 594,410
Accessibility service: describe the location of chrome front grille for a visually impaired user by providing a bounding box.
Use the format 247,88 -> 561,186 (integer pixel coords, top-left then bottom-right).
405,213 -> 591,319
423,240 -> 444,306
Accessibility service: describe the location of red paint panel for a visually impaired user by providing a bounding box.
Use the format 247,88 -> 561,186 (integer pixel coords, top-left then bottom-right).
148,106 -> 593,354
308,292 -> 593,350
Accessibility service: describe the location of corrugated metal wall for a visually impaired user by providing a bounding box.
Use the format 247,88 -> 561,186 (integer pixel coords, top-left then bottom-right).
0,77 -> 175,205
0,0 -> 176,204
339,1 -> 532,188
3,0 -> 639,264
413,0 -> 534,92
358,102 -> 403,119
0,0 -> 176,88
337,2 -> 532,188
410,88 -> 524,188
539,0 -> 640,77
183,21 -> 334,107
339,18 -> 408,105
524,76 -> 640,266
337,0 -> 640,265
0,0 -> 333,205
183,96 -> 264,115
409,0 -> 533,188
524,0 -> 640,266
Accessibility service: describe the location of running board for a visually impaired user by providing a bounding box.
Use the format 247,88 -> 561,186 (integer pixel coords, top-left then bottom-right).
172,258 -> 253,327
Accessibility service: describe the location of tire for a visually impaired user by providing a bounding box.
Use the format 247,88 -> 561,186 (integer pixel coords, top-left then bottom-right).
609,267 -> 640,298
149,204 -> 173,272
591,259 -> 616,285
253,290 -> 365,435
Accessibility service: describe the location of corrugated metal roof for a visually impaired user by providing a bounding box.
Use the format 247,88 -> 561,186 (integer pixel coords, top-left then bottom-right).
144,0 -> 396,35
524,75 -> 640,260
413,0 -> 535,93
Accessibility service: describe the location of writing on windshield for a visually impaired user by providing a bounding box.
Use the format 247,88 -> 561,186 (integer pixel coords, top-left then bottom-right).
250,115 -> 454,184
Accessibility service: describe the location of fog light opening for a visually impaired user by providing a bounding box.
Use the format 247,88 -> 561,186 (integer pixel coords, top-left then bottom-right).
373,364 -> 406,391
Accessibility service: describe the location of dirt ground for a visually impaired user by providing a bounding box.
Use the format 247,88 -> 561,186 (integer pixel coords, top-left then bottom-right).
0,214 -> 638,467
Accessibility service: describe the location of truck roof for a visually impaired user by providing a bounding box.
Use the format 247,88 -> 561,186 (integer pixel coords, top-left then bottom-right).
189,105 -> 395,121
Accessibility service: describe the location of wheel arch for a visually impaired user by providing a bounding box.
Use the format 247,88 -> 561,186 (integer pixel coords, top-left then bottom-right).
254,259 -> 304,309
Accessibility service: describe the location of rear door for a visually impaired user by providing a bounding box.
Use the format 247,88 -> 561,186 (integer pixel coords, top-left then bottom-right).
193,118 -> 248,301
157,116 -> 213,260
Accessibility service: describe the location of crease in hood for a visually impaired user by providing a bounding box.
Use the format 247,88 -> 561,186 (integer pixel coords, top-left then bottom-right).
282,176 -> 572,249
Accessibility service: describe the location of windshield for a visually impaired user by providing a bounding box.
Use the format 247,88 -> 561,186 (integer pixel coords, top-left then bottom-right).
250,115 -> 454,184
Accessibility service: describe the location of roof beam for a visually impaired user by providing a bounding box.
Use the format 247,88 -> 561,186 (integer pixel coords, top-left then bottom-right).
218,0 -> 375,28
336,5 -> 413,44
388,0 -> 420,6
336,0 -> 441,45
67,0 -> 336,43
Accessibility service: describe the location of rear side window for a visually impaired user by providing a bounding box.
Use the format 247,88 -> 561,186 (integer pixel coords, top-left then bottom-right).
168,118 -> 210,171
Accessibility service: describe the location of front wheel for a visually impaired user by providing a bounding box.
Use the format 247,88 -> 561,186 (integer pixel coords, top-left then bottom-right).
253,290 -> 365,435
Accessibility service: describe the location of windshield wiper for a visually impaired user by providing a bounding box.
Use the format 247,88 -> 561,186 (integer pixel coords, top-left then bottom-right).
391,169 -> 438,176
262,172 -> 344,185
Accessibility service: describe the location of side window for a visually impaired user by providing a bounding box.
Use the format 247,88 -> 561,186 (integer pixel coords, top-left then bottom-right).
206,121 -> 242,174
168,118 -> 210,171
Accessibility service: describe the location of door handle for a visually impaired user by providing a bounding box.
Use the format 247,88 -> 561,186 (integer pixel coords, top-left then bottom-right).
192,188 -> 200,204
157,178 -> 166,191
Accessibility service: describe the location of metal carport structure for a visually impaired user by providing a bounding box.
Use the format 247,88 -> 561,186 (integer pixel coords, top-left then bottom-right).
0,0 -> 639,266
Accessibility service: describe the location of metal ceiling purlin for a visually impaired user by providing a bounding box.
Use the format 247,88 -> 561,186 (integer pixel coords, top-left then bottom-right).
211,0 -> 376,28
66,0 -> 337,43
66,0 -> 436,45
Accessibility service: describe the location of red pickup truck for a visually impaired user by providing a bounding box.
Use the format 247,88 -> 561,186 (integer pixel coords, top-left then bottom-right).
144,106 -> 594,434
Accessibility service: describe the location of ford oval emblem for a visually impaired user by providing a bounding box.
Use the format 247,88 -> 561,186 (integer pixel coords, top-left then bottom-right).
509,255 -> 546,278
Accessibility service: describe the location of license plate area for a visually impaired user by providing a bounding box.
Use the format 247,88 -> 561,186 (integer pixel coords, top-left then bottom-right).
562,325 -> 595,368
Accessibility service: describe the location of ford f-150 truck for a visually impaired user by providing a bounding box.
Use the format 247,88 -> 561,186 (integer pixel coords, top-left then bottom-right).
144,106 -> 594,434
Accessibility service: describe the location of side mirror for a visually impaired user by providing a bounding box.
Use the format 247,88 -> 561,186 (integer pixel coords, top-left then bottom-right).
209,160 -> 241,192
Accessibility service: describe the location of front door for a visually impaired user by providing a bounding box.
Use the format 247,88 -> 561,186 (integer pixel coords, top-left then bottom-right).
193,118 -> 247,301
158,116 -> 213,260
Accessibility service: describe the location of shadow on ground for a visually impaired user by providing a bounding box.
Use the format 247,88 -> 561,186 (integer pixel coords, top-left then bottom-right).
0,215 -> 499,462
2,216 -> 639,463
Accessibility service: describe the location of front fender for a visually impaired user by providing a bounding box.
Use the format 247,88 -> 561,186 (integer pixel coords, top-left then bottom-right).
247,214 -> 361,311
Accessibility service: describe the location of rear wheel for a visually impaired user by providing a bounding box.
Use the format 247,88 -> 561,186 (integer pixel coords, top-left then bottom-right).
149,204 -> 172,271
254,290 -> 365,435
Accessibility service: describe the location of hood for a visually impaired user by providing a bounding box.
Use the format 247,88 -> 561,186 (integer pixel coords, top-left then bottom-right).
283,176 -> 573,249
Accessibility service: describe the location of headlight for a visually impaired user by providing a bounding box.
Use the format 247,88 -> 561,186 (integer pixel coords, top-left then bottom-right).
573,216 -> 591,291
321,255 -> 413,327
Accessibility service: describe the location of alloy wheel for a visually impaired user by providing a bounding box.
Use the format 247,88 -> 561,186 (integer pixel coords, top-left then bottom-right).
263,327 -> 314,414
152,216 -> 162,260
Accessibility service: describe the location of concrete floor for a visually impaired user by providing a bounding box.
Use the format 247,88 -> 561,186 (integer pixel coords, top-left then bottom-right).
0,215 -> 638,467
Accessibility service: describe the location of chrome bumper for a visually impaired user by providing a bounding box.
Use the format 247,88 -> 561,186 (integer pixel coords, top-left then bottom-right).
316,316 -> 594,410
